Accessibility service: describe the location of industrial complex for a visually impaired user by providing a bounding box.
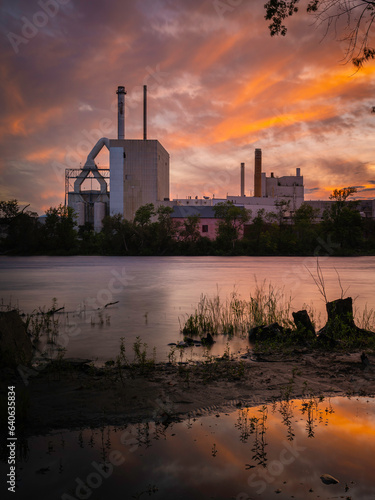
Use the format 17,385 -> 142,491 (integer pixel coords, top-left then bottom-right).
66,85 -> 375,235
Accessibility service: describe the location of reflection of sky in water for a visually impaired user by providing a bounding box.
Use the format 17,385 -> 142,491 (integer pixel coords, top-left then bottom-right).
0,256 -> 374,362
2,397 -> 374,499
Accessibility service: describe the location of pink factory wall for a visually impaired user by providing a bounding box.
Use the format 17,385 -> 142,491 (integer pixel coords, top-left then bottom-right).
174,218 -> 245,240
173,217 -> 218,240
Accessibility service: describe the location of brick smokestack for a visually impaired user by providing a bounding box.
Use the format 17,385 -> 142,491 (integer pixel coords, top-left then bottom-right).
241,162 -> 245,197
254,148 -> 262,197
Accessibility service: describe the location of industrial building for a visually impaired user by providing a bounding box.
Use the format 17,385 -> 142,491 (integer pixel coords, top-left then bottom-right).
67,84 -> 306,232
66,84 -> 375,237
66,85 -> 170,230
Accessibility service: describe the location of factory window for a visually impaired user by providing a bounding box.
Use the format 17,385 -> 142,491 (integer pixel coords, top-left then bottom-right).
202,225 -> 208,233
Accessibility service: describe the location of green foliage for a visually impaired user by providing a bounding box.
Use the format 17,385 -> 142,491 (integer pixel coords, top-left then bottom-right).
2,195 -> 375,256
214,201 -> 251,252
322,187 -> 363,251
134,203 -> 155,227
42,204 -> 79,254
181,282 -> 293,338
0,199 -> 40,254
264,1 -> 375,67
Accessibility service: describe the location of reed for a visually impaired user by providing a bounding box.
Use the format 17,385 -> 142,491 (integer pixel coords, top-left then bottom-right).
180,280 -> 294,338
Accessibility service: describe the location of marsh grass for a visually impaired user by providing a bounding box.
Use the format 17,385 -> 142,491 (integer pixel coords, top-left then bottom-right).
180,281 -> 294,339
356,303 -> 375,332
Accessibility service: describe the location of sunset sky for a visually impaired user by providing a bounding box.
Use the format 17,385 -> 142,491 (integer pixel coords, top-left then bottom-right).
1,0 -> 375,215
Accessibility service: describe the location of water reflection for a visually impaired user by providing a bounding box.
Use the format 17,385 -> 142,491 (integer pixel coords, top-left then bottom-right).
1,396 -> 374,499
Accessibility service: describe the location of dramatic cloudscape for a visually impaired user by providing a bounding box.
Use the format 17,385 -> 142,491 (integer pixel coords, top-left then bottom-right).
1,0 -> 375,214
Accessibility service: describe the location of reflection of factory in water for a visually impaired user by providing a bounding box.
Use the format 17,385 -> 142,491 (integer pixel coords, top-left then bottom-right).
66,85 -> 375,232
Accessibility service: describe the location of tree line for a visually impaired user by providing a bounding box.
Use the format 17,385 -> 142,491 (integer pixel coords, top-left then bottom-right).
1,188 -> 374,256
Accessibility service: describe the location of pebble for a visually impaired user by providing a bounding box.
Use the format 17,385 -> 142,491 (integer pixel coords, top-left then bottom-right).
320,474 -> 339,485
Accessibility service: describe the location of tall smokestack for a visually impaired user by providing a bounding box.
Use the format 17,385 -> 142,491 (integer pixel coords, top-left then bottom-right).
254,148 -> 262,197
116,86 -> 126,139
143,85 -> 147,140
240,163 -> 245,197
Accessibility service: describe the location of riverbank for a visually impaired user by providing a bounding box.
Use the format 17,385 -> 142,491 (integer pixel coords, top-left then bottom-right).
4,350 -> 374,436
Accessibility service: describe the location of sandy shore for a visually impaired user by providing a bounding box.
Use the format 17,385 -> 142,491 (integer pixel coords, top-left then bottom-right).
4,349 -> 373,436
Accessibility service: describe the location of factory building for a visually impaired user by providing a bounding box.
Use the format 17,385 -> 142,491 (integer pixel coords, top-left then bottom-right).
110,139 -> 169,220
171,206 -> 221,240
67,85 -> 170,229
226,149 -> 305,218
66,85 -> 304,232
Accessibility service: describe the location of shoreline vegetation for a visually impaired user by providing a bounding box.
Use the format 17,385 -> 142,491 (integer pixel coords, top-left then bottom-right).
1,275 -> 374,437
1,188 -> 375,256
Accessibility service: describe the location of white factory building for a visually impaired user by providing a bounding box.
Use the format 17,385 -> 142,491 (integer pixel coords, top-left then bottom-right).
67,86 -> 170,230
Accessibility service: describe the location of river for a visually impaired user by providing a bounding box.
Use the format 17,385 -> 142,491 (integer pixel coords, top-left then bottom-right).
0,256 -> 374,363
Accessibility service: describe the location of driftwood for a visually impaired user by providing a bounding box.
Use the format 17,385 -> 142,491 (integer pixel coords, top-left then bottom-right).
104,301 -> 119,308
46,306 -> 65,315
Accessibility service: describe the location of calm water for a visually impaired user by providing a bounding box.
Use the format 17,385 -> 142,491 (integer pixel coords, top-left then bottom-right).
2,396 -> 374,499
0,256 -> 374,362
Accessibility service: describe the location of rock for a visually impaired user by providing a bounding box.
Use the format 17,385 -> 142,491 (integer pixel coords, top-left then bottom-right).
361,352 -> 370,369
167,343 -> 177,346
177,341 -> 188,347
201,333 -> 214,345
320,474 -> 339,485
248,322 -> 284,342
292,310 -> 316,335
249,325 -> 264,342
60,358 -> 92,367
0,310 -> 33,368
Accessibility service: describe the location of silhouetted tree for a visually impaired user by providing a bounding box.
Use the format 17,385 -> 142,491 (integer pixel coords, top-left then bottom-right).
293,203 -> 320,253
0,199 -> 40,254
214,201 -> 251,252
322,187 -> 363,251
42,204 -> 78,254
264,0 -> 375,67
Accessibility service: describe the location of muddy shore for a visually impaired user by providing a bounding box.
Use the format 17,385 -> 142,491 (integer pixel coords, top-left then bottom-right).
3,350 -> 374,436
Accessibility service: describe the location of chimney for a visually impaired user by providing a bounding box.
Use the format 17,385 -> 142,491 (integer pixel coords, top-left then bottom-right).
143,85 -> 147,140
296,167 -> 301,177
240,163 -> 245,197
116,86 -> 126,139
254,149 -> 262,197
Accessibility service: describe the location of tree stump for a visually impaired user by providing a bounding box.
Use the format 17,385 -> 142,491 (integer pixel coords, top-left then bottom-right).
292,310 -> 316,335
326,297 -> 355,328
